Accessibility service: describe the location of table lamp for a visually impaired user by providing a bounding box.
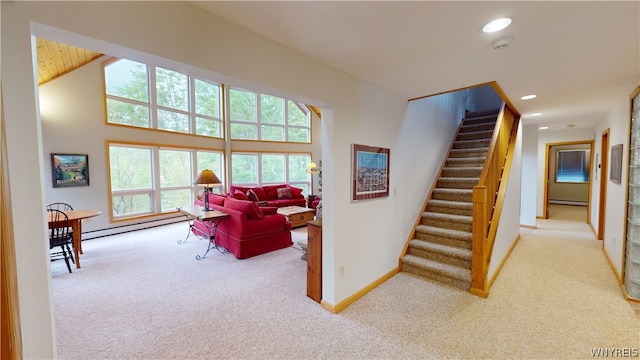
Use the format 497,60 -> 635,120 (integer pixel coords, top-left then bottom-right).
194,169 -> 221,211
306,162 -> 320,196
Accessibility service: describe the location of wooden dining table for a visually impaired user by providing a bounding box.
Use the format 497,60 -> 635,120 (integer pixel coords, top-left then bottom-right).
47,209 -> 101,269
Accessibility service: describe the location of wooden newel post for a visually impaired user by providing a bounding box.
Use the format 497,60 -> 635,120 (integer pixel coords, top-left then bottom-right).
470,185 -> 488,297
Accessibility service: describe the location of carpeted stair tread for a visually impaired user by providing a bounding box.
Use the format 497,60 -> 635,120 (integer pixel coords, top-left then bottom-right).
426,199 -> 473,217
423,211 -> 472,224
456,129 -> 494,141
402,254 -> 471,290
408,239 -> 472,261
427,199 -> 473,209
449,147 -> 489,158
415,225 -> 472,241
459,122 -> 496,133
422,212 -> 472,232
432,188 -> 472,202
436,177 -> 479,189
452,138 -> 491,149
441,167 -> 482,178
445,157 -> 486,167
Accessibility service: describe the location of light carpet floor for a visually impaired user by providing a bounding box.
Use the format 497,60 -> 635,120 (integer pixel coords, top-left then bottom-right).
51,212 -> 639,359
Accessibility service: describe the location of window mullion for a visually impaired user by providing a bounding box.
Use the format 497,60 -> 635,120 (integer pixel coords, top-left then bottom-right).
152,147 -> 161,213
149,65 -> 158,129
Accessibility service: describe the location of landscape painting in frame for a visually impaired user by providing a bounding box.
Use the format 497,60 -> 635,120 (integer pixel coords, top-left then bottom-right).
51,153 -> 89,188
352,144 -> 390,201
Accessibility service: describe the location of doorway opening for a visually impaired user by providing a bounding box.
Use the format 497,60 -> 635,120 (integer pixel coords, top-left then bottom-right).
543,140 -> 594,224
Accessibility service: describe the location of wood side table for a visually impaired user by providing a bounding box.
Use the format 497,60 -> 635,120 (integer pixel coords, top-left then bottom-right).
177,205 -> 230,259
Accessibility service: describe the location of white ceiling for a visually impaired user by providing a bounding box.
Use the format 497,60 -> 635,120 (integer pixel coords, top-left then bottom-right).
188,1 -> 639,131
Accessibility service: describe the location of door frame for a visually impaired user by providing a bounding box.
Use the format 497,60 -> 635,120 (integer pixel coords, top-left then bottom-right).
598,129 -> 610,240
543,140 -> 594,222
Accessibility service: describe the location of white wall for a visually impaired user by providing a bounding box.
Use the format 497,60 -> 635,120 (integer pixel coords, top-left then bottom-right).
593,99 -> 631,278
489,121 -> 522,279
395,90 -> 468,244
2,2 -> 442,356
465,85 -> 503,113
520,125 -> 538,227
536,127 -> 596,217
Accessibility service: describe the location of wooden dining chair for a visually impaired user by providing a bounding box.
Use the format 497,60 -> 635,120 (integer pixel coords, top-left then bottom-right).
47,209 -> 74,273
46,202 -> 74,211
46,202 -> 75,248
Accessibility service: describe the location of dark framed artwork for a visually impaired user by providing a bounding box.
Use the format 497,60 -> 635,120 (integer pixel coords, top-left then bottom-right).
51,153 -> 90,187
610,144 -> 623,184
351,144 -> 390,201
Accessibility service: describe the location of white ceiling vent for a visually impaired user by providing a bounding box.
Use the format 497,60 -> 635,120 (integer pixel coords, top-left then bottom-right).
492,36 -> 514,50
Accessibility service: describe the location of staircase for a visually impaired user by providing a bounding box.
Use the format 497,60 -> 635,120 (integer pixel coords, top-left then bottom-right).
401,108 -> 500,291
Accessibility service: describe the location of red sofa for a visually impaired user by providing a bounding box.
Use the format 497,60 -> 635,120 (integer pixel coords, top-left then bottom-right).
229,184 -> 306,208
193,196 -> 292,259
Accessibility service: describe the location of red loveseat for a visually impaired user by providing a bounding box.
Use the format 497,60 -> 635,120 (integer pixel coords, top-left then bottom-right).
229,184 -> 306,208
193,196 -> 292,259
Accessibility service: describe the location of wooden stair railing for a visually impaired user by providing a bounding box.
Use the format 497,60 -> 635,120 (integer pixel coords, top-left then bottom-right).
470,103 -> 519,297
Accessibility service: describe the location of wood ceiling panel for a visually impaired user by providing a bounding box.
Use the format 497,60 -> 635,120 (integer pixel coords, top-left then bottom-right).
36,38 -> 103,85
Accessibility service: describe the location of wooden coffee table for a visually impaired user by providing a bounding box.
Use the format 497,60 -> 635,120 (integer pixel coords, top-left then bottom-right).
277,206 -> 315,228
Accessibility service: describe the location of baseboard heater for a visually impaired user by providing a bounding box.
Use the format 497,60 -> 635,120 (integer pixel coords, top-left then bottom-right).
81,215 -> 186,240
549,200 -> 588,206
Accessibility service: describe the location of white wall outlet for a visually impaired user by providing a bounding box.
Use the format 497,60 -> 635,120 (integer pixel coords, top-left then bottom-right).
339,266 -> 344,277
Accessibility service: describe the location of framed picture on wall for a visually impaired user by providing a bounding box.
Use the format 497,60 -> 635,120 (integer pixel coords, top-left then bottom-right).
351,144 -> 390,201
51,153 -> 90,188
610,144 -> 623,184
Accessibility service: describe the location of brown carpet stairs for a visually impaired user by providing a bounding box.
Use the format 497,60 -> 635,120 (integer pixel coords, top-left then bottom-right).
401,108 -> 499,291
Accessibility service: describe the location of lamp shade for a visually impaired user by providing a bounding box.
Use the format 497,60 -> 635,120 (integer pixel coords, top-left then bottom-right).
194,169 -> 221,187
306,162 -> 320,174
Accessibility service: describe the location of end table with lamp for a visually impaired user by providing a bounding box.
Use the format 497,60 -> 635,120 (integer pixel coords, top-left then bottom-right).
176,169 -> 229,259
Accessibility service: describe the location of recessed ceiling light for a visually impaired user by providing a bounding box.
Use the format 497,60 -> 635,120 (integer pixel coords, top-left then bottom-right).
482,17 -> 513,33
530,113 -> 543,117
521,94 -> 537,100
539,126 -> 549,130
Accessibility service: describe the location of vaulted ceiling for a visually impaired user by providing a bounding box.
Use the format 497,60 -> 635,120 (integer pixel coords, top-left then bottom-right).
35,2 -> 639,131
35,37 -> 102,85
188,1 -> 640,130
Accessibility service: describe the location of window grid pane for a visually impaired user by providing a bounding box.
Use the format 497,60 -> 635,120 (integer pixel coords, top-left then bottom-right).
261,154 -> 285,183
105,59 -> 149,102
194,79 -> 221,118
106,99 -> 151,128
112,193 -> 152,217
231,153 -> 258,184
230,88 -> 257,123
158,109 -> 190,133
159,149 -> 192,187
156,67 -> 188,111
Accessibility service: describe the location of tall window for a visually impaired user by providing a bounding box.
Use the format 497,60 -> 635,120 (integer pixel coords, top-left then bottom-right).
231,152 -> 311,194
556,149 -> 590,183
104,59 -> 223,138
229,87 -> 310,143
108,142 -> 224,220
